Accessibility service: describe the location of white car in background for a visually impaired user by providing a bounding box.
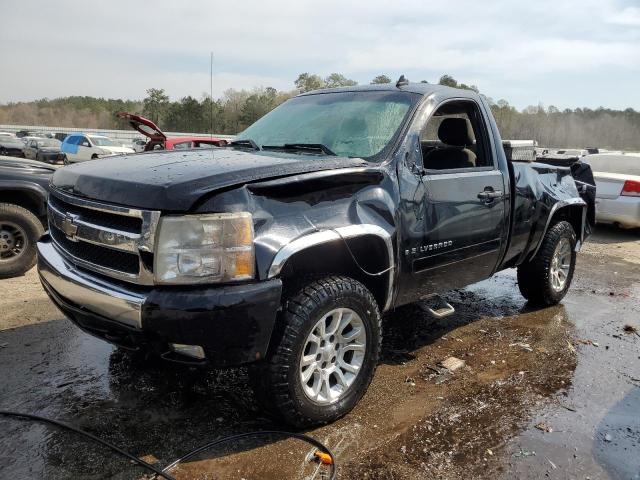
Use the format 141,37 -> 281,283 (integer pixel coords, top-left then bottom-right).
582,154 -> 640,229
61,132 -> 134,163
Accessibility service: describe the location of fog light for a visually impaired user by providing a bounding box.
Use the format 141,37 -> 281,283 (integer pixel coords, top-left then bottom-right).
170,343 -> 206,360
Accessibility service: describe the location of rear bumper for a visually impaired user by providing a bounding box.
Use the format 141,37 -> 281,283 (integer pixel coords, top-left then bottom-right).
37,234 -> 282,366
596,197 -> 640,228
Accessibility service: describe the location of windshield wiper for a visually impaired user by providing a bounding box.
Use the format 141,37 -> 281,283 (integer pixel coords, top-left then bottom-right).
261,143 -> 337,156
229,139 -> 260,150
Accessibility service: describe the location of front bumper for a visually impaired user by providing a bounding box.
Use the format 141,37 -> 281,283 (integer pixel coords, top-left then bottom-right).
37,234 -> 282,366
40,152 -> 64,163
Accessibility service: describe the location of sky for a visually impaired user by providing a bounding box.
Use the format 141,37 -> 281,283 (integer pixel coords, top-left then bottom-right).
1,0 -> 639,110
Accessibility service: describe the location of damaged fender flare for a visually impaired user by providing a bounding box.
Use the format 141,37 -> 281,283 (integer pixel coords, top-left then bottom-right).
531,198 -> 587,259
267,224 -> 395,312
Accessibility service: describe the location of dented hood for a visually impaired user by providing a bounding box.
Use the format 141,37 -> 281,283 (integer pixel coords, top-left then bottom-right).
51,148 -> 368,211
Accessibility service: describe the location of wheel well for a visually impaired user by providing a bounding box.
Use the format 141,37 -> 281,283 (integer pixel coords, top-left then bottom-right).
0,190 -> 45,218
278,235 -> 391,311
551,204 -> 584,240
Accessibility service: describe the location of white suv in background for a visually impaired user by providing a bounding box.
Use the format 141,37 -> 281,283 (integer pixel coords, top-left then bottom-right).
61,132 -> 134,163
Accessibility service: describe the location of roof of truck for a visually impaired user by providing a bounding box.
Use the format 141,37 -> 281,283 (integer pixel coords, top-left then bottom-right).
300,82 -> 478,97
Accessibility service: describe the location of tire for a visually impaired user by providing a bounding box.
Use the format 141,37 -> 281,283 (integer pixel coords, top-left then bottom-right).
517,220 -> 577,306
250,276 -> 382,427
0,203 -> 44,278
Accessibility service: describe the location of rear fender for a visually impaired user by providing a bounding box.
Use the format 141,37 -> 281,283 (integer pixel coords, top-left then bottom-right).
531,199 -> 587,258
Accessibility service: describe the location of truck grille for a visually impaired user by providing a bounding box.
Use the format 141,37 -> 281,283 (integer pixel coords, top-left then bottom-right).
47,188 -> 160,284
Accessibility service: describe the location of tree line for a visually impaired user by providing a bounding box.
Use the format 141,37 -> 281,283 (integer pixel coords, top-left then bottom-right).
1,74 -> 639,150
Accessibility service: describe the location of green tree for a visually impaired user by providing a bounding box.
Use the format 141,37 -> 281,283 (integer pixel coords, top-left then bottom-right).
142,88 -> 169,124
438,74 -> 458,88
438,75 -> 478,92
325,73 -> 357,88
294,73 -> 325,93
240,87 -> 278,127
370,75 -> 391,84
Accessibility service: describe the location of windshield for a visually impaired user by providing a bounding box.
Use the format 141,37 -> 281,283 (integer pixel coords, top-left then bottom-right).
89,136 -> 118,146
37,139 -> 60,147
236,91 -> 419,160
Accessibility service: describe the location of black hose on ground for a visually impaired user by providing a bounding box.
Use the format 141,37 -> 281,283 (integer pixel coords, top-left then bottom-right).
0,410 -> 337,480
0,410 -> 176,480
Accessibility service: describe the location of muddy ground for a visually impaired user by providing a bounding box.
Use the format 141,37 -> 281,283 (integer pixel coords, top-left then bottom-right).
0,225 -> 638,479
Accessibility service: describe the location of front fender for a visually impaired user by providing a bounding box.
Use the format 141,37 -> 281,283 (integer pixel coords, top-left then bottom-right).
266,224 -> 396,311
0,180 -> 49,216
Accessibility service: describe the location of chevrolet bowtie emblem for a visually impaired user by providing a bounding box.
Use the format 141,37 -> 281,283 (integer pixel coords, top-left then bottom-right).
61,214 -> 79,241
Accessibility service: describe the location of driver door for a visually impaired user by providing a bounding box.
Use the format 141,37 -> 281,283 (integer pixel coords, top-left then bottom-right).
396,98 -> 507,305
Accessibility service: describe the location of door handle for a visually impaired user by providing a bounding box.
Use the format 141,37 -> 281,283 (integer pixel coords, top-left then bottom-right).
477,189 -> 503,201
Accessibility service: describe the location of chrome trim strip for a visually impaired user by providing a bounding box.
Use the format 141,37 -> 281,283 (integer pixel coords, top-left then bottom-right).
38,238 -> 145,329
48,202 -> 139,253
531,197 -> 586,258
50,187 -> 147,218
267,224 -> 396,312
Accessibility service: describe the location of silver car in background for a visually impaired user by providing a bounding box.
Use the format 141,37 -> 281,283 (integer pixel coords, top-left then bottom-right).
582,154 -> 640,229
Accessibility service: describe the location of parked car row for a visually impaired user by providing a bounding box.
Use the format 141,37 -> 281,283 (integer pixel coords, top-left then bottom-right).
60,133 -> 134,163
0,130 -> 136,165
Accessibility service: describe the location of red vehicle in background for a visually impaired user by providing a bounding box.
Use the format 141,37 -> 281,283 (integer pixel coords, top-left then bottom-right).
117,112 -> 226,151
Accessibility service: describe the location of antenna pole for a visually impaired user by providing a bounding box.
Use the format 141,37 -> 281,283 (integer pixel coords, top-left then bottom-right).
210,52 -> 213,138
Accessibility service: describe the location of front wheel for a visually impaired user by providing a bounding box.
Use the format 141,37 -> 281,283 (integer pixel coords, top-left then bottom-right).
250,276 -> 381,427
517,220 -> 577,306
0,203 -> 44,278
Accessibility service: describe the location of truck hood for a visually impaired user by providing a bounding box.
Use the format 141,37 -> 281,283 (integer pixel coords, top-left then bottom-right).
52,148 -> 368,211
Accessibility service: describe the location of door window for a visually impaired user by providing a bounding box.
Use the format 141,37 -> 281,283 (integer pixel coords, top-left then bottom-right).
79,137 -> 91,147
419,100 -> 492,171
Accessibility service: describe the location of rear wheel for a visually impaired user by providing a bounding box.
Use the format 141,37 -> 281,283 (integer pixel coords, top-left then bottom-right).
517,220 -> 576,306
250,276 -> 381,427
0,204 -> 44,278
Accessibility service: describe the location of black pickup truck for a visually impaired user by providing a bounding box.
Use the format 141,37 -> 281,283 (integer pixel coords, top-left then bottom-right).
37,82 -> 595,426
0,157 -> 52,277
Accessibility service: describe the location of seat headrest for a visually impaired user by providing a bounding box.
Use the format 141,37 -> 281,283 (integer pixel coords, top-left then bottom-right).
438,118 -> 474,147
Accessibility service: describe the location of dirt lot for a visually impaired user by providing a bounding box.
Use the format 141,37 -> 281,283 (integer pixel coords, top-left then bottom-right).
0,225 -> 638,479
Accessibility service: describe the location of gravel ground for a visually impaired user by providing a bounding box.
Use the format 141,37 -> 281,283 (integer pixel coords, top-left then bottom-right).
0,225 -> 638,479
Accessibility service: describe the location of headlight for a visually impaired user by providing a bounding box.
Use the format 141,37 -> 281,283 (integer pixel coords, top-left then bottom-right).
154,212 -> 254,284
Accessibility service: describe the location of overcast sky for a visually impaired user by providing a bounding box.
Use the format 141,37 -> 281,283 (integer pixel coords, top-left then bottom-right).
1,0 -> 639,109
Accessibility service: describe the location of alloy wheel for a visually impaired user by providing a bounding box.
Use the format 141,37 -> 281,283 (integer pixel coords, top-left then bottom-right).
299,307 -> 367,405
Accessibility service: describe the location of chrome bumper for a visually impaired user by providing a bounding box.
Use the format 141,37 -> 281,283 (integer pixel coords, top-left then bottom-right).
595,197 -> 640,228
37,235 -> 146,329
